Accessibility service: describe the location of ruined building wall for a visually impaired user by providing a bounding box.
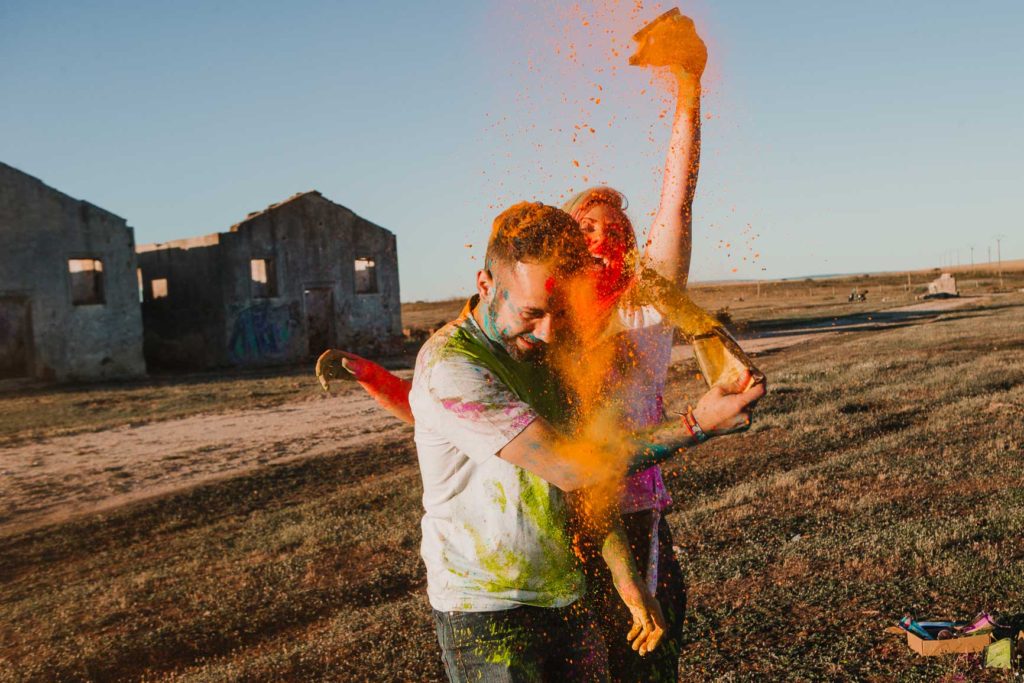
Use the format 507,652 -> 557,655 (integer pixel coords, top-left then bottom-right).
137,234 -> 229,369
0,162 -> 146,381
138,191 -> 401,369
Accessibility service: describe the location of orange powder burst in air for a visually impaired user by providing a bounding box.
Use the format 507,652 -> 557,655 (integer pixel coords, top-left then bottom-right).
476,0 -> 747,257
474,3 -> 667,520
475,3 -> 764,533
480,0 -> 705,212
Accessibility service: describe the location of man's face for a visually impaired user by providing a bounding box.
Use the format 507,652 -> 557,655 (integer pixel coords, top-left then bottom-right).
476,260 -> 565,362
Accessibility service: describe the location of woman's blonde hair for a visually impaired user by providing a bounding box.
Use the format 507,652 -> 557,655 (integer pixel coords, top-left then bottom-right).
561,186 -> 639,274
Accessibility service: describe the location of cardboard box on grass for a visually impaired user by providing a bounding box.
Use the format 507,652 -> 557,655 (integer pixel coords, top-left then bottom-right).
884,626 -> 993,656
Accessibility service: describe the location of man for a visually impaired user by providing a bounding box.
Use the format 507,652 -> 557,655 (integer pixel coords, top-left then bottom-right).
410,202 -> 764,681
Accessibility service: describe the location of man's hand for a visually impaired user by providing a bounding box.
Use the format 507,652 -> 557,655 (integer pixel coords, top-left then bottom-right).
692,369 -> 766,434
624,588 -> 667,656
315,349 -> 370,390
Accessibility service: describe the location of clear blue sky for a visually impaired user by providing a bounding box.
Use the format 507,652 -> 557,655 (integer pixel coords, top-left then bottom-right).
2,1 -> 1021,301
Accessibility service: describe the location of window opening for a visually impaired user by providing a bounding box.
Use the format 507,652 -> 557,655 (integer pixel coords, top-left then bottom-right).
251,258 -> 277,298
152,278 -> 169,299
68,258 -> 105,305
354,257 -> 378,294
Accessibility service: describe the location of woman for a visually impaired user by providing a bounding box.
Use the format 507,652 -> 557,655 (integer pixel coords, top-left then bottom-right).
318,25 -> 706,682
558,185 -> 692,683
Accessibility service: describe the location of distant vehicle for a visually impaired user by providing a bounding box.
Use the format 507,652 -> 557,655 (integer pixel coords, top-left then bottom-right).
848,289 -> 868,302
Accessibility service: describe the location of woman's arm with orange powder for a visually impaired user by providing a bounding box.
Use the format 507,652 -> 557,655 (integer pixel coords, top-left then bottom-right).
602,517 -> 667,656
641,23 -> 706,289
315,349 -> 414,424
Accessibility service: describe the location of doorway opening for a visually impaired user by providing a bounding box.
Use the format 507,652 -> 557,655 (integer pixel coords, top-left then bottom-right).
0,297 -> 32,378
303,288 -> 333,358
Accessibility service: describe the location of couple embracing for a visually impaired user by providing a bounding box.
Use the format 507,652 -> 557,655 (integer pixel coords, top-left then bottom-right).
319,15 -> 763,681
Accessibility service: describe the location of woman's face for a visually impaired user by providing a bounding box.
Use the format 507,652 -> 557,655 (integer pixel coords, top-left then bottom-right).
578,202 -> 629,264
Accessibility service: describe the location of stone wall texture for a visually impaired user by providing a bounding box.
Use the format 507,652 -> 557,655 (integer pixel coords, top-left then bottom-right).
0,162 -> 146,381
137,191 -> 401,369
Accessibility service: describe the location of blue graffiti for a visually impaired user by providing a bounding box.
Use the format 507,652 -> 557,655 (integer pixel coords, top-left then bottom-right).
228,303 -> 295,363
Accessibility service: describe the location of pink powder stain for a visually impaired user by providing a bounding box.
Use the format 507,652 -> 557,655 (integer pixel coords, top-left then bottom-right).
508,411 -> 535,432
442,398 -> 534,430
441,398 -> 491,420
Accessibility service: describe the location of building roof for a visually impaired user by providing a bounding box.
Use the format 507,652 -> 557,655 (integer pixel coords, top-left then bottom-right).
136,232 -> 221,253
0,160 -> 127,224
229,190 -> 329,232
137,189 -> 390,253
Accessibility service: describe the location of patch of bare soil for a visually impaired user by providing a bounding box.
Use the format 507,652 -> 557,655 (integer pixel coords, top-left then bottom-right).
0,373 -> 413,537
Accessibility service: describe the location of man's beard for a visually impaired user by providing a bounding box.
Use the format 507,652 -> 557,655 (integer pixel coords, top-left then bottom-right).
501,334 -> 547,363
482,299 -> 546,363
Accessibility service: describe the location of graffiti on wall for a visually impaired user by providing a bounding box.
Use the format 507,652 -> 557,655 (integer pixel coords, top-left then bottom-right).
228,302 -> 300,363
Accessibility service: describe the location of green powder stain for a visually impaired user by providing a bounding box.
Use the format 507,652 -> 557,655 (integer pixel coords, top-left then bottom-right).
483,638 -> 517,669
432,296 -> 583,607
459,470 -> 583,607
471,620 -> 540,677
486,648 -> 514,667
490,481 -> 508,513
512,469 -> 582,601
443,321 -> 563,424
517,470 -> 559,539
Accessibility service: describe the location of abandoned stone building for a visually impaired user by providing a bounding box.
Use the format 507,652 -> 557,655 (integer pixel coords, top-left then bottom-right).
0,162 -> 146,381
137,191 -> 401,369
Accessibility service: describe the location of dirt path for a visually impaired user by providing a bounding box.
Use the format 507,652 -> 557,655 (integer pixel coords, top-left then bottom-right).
0,374 -> 413,537
0,297 -> 984,538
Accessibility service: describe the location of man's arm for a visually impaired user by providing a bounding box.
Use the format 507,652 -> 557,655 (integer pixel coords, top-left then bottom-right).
499,370 -> 765,491
502,421 -> 689,488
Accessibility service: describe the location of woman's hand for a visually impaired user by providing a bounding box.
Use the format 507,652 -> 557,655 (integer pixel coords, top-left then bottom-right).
624,587 -> 668,656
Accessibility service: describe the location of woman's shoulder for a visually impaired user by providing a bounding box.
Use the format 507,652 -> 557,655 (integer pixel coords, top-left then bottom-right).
615,300 -> 665,330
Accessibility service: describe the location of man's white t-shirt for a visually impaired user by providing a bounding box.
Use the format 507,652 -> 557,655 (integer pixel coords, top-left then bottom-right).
409,302 -> 584,613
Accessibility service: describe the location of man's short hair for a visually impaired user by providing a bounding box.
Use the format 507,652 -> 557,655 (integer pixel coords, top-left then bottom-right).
485,202 -> 590,275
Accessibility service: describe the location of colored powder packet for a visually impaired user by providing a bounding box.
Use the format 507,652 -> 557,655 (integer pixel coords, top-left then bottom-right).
983,637 -> 1012,669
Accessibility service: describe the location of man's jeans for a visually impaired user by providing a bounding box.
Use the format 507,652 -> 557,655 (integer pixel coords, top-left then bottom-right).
432,602 -> 608,682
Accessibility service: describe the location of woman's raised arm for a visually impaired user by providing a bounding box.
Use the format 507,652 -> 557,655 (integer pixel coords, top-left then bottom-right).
639,17 -> 706,289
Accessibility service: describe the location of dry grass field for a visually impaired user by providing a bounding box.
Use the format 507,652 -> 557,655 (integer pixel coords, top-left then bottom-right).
402,267 -> 1023,333
1,275 -> 1022,681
